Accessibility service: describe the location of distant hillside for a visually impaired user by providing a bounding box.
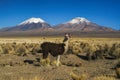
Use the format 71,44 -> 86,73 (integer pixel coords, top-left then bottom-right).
0,31 -> 119,38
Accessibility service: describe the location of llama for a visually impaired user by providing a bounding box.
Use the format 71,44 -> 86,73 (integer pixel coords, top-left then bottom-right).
40,33 -> 70,66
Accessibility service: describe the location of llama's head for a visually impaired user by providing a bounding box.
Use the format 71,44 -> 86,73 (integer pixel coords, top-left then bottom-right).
63,33 -> 70,42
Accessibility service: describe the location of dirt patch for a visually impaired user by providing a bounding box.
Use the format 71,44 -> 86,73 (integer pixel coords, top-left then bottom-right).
0,53 -> 118,80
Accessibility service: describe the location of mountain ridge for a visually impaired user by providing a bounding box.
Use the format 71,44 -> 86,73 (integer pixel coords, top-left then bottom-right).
54,17 -> 114,31
0,17 -> 115,32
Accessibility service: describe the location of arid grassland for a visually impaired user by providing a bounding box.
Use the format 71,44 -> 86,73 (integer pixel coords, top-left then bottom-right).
0,37 -> 120,80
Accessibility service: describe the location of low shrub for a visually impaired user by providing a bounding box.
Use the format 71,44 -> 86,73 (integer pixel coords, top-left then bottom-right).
32,44 -> 41,54
15,44 -> 29,56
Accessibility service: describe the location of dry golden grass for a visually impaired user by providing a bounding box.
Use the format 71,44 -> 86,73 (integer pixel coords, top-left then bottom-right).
116,67 -> 120,78
0,37 -> 119,80
20,76 -> 43,80
70,72 -> 88,80
0,37 -> 119,59
93,75 -> 116,80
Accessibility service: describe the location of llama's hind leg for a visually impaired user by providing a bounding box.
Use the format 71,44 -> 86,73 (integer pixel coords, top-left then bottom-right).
46,57 -> 50,66
41,52 -> 50,66
43,51 -> 48,59
56,55 -> 61,66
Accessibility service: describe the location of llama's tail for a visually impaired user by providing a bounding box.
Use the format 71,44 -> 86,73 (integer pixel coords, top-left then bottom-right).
38,49 -> 42,53
37,45 -> 42,53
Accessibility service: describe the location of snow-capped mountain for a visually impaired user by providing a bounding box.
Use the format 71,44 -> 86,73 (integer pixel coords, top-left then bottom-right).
66,17 -> 90,24
19,17 -> 45,25
1,17 -> 52,31
55,17 -> 113,31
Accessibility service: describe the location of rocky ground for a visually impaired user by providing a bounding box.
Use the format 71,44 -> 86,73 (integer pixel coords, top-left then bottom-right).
0,53 -> 118,80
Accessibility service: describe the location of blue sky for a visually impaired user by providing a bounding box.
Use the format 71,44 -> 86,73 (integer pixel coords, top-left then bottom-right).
0,0 -> 120,30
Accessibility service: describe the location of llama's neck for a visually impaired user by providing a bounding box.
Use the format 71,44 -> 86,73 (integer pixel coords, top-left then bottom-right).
63,40 -> 69,46
63,39 -> 69,54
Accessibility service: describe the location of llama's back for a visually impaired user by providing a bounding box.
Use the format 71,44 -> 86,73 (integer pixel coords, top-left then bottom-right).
41,42 -> 65,56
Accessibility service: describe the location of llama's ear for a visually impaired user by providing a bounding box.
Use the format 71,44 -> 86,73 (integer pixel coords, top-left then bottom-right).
65,33 -> 67,36
68,33 -> 71,37
65,33 -> 69,36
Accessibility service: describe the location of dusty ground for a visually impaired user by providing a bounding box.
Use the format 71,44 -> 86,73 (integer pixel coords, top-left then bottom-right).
0,53 -> 118,80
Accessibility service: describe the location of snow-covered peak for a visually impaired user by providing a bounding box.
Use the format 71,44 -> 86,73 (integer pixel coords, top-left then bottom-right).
67,17 -> 90,24
19,17 -> 45,25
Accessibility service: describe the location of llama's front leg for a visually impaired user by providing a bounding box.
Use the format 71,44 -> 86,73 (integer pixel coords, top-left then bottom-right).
56,55 -> 61,66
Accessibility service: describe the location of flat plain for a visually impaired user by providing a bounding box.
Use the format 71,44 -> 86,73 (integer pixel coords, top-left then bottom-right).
0,37 -> 120,80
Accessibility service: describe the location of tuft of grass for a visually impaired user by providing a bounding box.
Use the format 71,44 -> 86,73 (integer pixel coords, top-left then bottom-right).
32,44 -> 41,54
70,72 -> 88,80
20,76 -> 43,80
116,67 -> 120,78
15,44 -> 29,56
115,59 -> 120,69
40,58 -> 50,66
0,45 -> 3,54
2,44 -> 15,54
85,44 -> 97,60
50,60 -> 60,66
112,48 -> 120,58
93,75 -> 116,80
